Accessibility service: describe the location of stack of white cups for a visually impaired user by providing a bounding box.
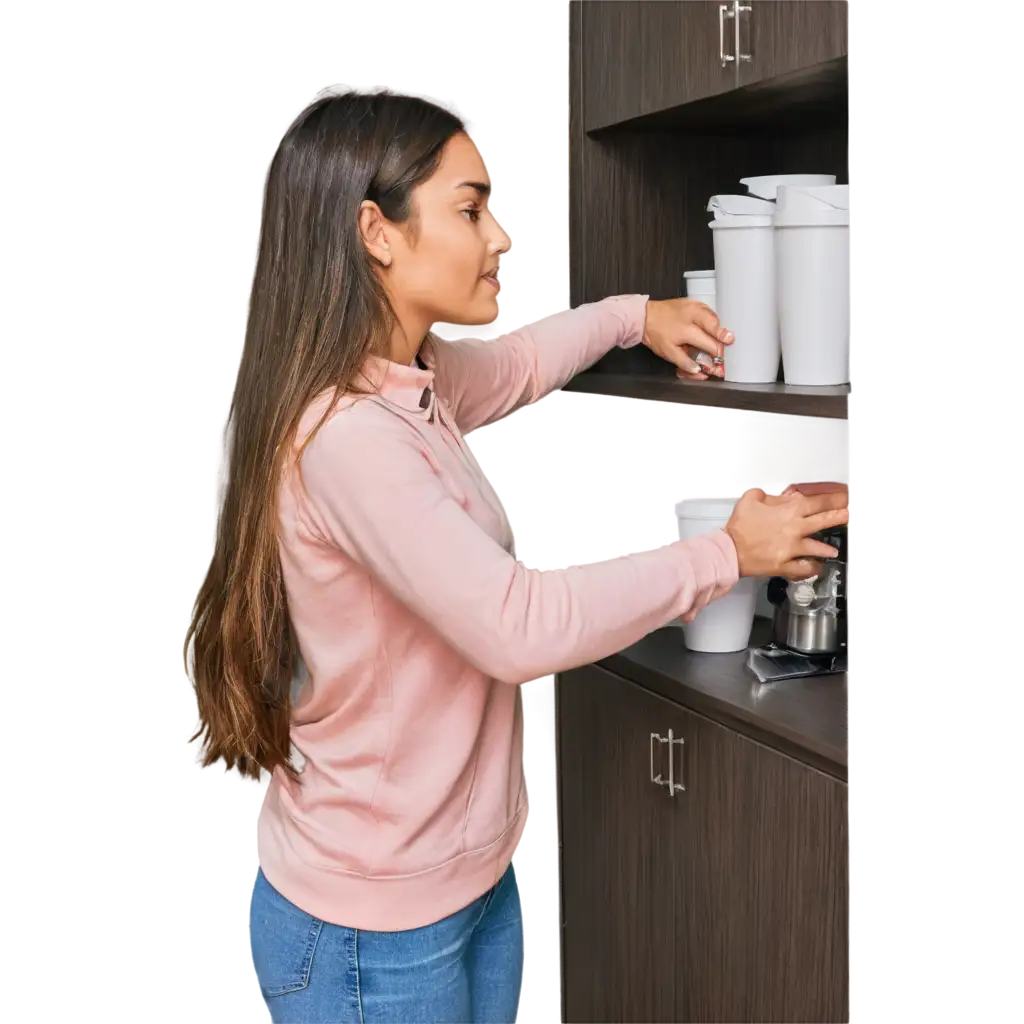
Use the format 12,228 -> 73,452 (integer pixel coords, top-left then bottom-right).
706,194 -> 780,383
700,173 -> 850,387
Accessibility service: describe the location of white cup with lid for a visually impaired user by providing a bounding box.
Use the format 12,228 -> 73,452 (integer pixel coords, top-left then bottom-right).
708,196 -> 780,384
774,184 -> 850,385
674,498 -> 757,653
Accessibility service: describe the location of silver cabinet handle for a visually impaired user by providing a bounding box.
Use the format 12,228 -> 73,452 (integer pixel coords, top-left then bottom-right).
735,2 -> 752,63
719,3 -> 736,67
650,729 -> 686,796
650,731 -> 666,786
667,728 -> 685,795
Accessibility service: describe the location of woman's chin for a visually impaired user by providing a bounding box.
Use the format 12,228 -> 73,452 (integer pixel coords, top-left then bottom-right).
446,300 -> 500,327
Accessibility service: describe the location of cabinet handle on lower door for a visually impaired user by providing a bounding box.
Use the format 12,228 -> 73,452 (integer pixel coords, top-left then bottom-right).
650,731 -> 666,787
666,728 -> 686,796
651,730 -> 685,795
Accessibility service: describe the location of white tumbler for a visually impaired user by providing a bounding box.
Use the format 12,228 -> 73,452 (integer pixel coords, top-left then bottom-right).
774,184 -> 850,386
674,498 -> 756,653
708,195 -> 780,383
683,269 -> 716,312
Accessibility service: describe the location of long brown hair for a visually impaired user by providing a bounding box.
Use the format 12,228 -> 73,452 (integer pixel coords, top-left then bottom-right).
184,87 -> 465,784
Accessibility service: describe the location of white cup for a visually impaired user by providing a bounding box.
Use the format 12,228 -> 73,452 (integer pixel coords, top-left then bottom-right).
774,185 -> 850,386
684,269 -> 716,312
707,196 -> 780,384
674,498 -> 756,653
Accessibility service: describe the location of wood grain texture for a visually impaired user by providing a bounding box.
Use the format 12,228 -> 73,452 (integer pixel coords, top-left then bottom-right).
569,2 -> 586,314
581,0 -> 646,130
677,708 -> 848,1022
552,671 -> 569,1024
741,0 -> 849,89
639,0 -> 739,121
556,663 -> 849,1023
558,663 -> 694,1023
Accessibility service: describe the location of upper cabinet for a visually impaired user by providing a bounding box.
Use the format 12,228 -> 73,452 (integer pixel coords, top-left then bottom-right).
638,0 -> 745,118
581,1 -> 643,131
738,0 -> 848,88
583,1 -> 848,132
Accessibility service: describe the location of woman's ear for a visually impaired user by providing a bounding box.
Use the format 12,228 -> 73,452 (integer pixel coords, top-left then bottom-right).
358,200 -> 391,266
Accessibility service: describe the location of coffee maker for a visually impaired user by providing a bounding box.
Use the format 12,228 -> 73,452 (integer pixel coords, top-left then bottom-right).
767,524 -> 847,655
747,525 -> 847,682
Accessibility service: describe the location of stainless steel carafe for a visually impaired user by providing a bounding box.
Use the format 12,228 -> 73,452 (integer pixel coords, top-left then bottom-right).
766,525 -> 847,656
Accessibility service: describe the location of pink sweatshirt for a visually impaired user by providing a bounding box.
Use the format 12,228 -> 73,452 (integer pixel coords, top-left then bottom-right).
257,293 -> 740,930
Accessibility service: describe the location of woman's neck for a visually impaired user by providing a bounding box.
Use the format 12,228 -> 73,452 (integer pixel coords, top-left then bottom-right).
386,298 -> 431,365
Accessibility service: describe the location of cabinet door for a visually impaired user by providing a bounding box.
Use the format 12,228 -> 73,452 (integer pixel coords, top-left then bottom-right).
739,0 -> 848,88
640,1 -> 743,121
676,709 -> 849,1022
580,0 -> 644,130
556,664 -> 692,1023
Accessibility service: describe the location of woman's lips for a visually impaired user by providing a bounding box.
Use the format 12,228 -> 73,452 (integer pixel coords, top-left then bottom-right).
482,273 -> 500,291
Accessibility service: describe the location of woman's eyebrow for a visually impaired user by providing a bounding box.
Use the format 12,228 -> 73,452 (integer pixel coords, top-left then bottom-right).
455,181 -> 491,198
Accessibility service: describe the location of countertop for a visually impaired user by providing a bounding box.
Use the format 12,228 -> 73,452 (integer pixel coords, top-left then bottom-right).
597,617 -> 847,781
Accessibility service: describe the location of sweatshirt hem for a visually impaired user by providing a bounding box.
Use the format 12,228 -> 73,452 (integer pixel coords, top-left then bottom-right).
257,800 -> 529,932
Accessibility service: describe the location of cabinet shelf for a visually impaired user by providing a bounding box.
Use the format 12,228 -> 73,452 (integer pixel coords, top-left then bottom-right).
588,55 -> 848,136
562,370 -> 849,419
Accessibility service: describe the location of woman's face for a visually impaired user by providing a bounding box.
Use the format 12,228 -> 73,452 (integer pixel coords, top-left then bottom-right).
361,131 -> 512,348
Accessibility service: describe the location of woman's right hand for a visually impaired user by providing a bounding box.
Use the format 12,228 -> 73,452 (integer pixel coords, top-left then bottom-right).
724,488 -> 849,580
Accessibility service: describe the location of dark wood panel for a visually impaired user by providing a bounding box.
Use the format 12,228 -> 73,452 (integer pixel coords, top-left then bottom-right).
552,671 -> 569,1024
741,0 -> 848,89
557,661 -> 849,1021
569,0 -> 586,312
562,372 -> 849,420
677,709 -> 848,1021
599,619 -> 848,780
558,664 -> 694,1023
580,0 -> 645,130
639,0 -> 739,121
590,56 -> 847,136
770,118 -> 849,183
577,127 -> 774,306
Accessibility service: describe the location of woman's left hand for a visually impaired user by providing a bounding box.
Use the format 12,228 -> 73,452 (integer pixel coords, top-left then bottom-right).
641,297 -> 734,380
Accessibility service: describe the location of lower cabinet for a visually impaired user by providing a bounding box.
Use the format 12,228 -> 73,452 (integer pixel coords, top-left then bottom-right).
556,663 -> 848,1023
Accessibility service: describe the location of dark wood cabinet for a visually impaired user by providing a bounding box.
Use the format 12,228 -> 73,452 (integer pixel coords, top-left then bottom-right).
678,709 -> 848,1022
643,1 -> 743,115
738,0 -> 848,89
558,6 -> 852,1015
558,662 -> 692,1023
556,652 -> 848,1022
581,1 -> 848,133
581,0 -> 643,132
567,0 -> 849,419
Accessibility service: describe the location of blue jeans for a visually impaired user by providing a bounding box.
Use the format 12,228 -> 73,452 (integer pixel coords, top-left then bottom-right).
249,861 -> 524,1023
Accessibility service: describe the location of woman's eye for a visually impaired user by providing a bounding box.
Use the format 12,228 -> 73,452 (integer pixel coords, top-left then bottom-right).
461,208 -> 481,222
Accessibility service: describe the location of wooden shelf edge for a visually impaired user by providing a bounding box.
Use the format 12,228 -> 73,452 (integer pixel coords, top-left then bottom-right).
586,55 -> 848,136
561,372 -> 849,419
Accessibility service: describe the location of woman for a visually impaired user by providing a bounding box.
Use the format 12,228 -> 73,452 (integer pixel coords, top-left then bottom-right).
183,87 -> 848,1024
